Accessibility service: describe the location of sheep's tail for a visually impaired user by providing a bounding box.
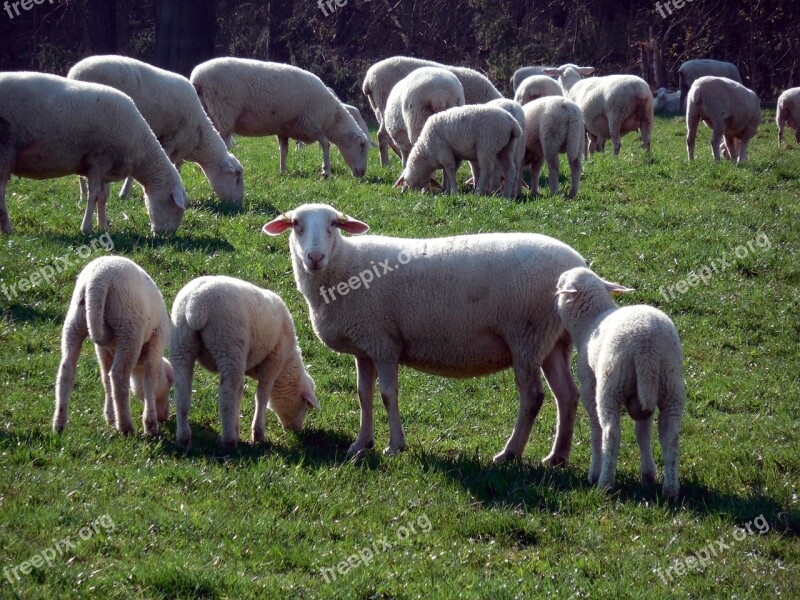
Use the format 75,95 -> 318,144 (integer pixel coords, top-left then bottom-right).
634,353 -> 660,415
84,277 -> 113,346
183,292 -> 210,332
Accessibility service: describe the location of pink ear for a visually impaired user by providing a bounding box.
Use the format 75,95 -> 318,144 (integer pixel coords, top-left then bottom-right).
263,215 -> 293,236
164,362 -> 175,385
602,280 -> 635,296
542,68 -> 560,77
393,175 -> 405,189
335,216 -> 370,235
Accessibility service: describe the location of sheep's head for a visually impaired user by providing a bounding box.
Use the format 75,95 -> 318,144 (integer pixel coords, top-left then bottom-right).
130,357 -> 174,424
542,64 -> 594,93
338,130 -> 369,177
268,368 -> 319,432
556,267 -> 634,326
145,183 -> 186,235
262,203 -> 369,273
202,153 -> 244,205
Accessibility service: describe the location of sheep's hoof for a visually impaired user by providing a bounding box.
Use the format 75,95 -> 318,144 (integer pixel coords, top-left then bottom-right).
143,422 -> 159,437
382,443 -> 407,456
346,438 -> 374,458
492,450 -> 518,464
251,429 -> 265,444
641,472 -> 657,487
541,452 -> 569,467
221,438 -> 238,450
118,425 -> 135,437
662,482 -> 680,500
176,432 -> 191,449
52,422 -> 66,434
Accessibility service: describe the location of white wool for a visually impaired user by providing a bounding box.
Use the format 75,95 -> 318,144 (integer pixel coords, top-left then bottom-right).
776,87 -> 800,146
541,64 -> 596,94
511,66 -> 557,92
485,98 -> 526,196
653,88 -> 681,114
678,59 -> 741,110
514,75 -> 563,105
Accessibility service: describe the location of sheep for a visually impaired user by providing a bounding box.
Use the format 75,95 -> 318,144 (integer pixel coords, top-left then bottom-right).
514,75 -> 563,105
53,256 -> 173,436
393,105 -> 521,197
686,76 -> 761,163
263,203 -> 587,465
170,275 -> 318,448
653,88 -> 681,114
521,96 -> 584,199
384,67 -> 465,165
511,66 -> 557,92
486,98 -> 526,196
568,75 -> 654,156
296,90 -> 376,150
541,64 -> 596,94
190,58 -> 369,178
555,267 -> 685,499
678,59 -> 741,111
776,87 -> 800,146
68,55 -> 244,205
362,56 -> 502,166
0,72 -> 186,235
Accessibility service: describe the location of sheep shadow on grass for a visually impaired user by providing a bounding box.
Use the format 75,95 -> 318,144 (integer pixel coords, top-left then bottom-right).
49,231 -> 236,254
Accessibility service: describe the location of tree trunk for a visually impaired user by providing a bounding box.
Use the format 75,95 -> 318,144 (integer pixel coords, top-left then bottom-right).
154,0 -> 216,77
88,0 -> 118,54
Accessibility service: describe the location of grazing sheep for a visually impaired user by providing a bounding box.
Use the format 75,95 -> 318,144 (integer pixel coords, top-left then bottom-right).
486,98 -> 526,196
522,96 -> 584,199
170,276 -> 318,448
68,55 -> 244,205
678,59 -> 741,111
296,91 -> 375,151
514,75 -> 563,105
263,204 -> 587,464
362,56 -> 502,166
686,76 -> 761,162
191,58 -> 369,177
542,64 -> 596,94
776,87 -> 800,146
0,72 -> 186,235
384,67 -> 465,165
511,66 -> 557,92
653,88 -> 681,114
394,105 -> 521,197
568,75 -> 654,156
556,267 -> 685,499
53,256 -> 173,436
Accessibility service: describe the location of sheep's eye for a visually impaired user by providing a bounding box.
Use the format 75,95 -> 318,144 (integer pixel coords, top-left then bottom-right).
292,219 -> 299,227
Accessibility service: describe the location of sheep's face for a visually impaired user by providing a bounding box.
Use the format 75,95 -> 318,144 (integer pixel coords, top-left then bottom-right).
555,267 -> 633,322
262,204 -> 370,273
145,184 -> 186,235
543,64 -> 594,93
338,131 -> 369,177
269,371 -> 319,432
203,154 -> 244,205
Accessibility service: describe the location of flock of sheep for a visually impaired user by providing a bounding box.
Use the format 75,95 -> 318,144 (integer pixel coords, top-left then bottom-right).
3,52 -> 796,500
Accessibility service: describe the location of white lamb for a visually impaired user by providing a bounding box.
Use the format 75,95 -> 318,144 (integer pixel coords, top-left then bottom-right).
678,59 -> 741,111
362,56 -> 502,166
384,67 -> 465,165
53,256 -> 173,436
541,64 -> 596,94
191,58 -> 369,177
263,203 -> 587,465
393,105 -> 521,197
686,76 -> 761,162
486,98 -> 526,197
776,87 -> 800,146
170,276 -> 318,448
511,66 -> 557,92
522,96 -> 584,199
514,75 -> 563,105
568,75 -> 654,156
556,267 -> 685,499
0,72 -> 186,235
653,88 -> 681,114
68,55 -> 244,205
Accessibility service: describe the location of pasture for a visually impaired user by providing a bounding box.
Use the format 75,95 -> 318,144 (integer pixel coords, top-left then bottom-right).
0,112 -> 798,598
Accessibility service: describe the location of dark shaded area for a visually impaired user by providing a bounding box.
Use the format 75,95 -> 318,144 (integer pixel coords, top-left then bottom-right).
153,0 -> 216,77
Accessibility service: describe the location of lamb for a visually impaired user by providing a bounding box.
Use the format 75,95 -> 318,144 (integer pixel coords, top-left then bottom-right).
686,76 -> 761,162
521,96 -> 584,199
511,66 -> 557,92
68,55 -> 244,205
393,105 -> 521,197
53,256 -> 173,436
568,75 -> 654,156
653,88 -> 681,114
486,98 -> 526,196
263,203 -> 587,465
555,267 -> 685,499
0,72 -> 186,235
678,59 -> 741,111
170,275 -> 318,448
384,67 -> 465,165
541,64 -> 596,94
776,87 -> 800,146
362,56 -> 502,166
514,75 -> 563,105
190,58 -> 369,177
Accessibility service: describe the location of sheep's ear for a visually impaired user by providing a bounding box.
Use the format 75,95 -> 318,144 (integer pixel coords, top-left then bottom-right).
556,286 -> 578,296
577,66 -> 595,76
303,387 -> 320,411
542,68 -> 560,77
164,361 -> 175,385
393,175 -> 406,189
335,212 -> 370,235
602,280 -> 635,296
172,185 -> 187,210
263,213 -> 293,235
222,155 -> 239,173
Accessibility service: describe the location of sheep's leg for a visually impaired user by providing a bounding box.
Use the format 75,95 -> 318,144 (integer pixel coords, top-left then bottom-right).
597,387 -> 622,491
97,182 -> 110,231
53,313 -> 88,432
567,153 -> 582,199
545,153 -> 560,195
640,115 -> 652,152
723,134 -> 737,161
541,340 -> 580,466
658,393 -> 683,499
347,356 -> 377,457
278,135 -> 289,175
377,123 -> 392,167
110,345 -> 138,435
217,365 -> 245,448
635,418 -> 657,487
0,177 -> 11,234
79,177 -> 88,203
493,364 -> 544,464
95,345 -> 115,426
138,343 -> 164,436
610,130 -> 622,157
795,128 -> 800,145
119,177 -> 134,199
686,109 -> 700,160
442,155 -> 459,195
81,177 -> 104,234
376,360 -> 406,456
475,156 -> 493,195
252,357 -> 281,443
173,359 -> 195,449
579,376 -> 602,484
529,155 -> 544,196
710,128 -> 723,161
736,138 -> 749,163
319,136 -> 331,177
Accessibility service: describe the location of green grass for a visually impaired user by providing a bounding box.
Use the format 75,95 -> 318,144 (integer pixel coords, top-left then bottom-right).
1,113 -> 798,599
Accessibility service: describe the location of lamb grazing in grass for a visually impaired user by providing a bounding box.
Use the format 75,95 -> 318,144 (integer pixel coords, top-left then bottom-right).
384,67 -> 465,165
394,105 -> 522,197
68,55 -> 244,205
654,88 -> 681,114
686,76 -> 761,163
486,98 -> 526,196
264,203 -> 587,465
678,59 -> 741,111
511,66 -> 557,92
514,75 -> 563,105
776,87 -> 800,146
170,276 -> 318,448
191,58 -> 369,178
542,64 -> 596,94
0,72 -> 186,235
522,96 -> 584,199
556,267 -> 685,499
53,256 -> 173,436
568,75 -> 654,156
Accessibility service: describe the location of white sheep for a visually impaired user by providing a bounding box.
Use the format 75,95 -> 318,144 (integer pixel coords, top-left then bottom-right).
191,58 -> 369,178
511,66 -> 556,92
555,267 -> 685,499
393,105 -> 521,197
68,55 -> 244,205
0,72 -> 186,235
653,87 -> 681,114
53,256 -> 173,436
514,75 -> 563,105
263,203 -> 587,465
568,75 -> 654,156
296,90 -> 376,151
362,56 -> 502,166
678,59 -> 741,111
170,275 -> 319,448
384,67 -> 465,165
686,76 -> 761,162
776,87 -> 800,146
486,98 -> 526,196
541,64 -> 596,94
522,96 -> 584,199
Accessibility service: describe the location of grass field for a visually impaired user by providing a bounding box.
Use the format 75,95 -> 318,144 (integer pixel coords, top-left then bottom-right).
1,111 -> 798,599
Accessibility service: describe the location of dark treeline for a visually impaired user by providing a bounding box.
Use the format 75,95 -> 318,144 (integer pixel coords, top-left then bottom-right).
0,0 -> 797,119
